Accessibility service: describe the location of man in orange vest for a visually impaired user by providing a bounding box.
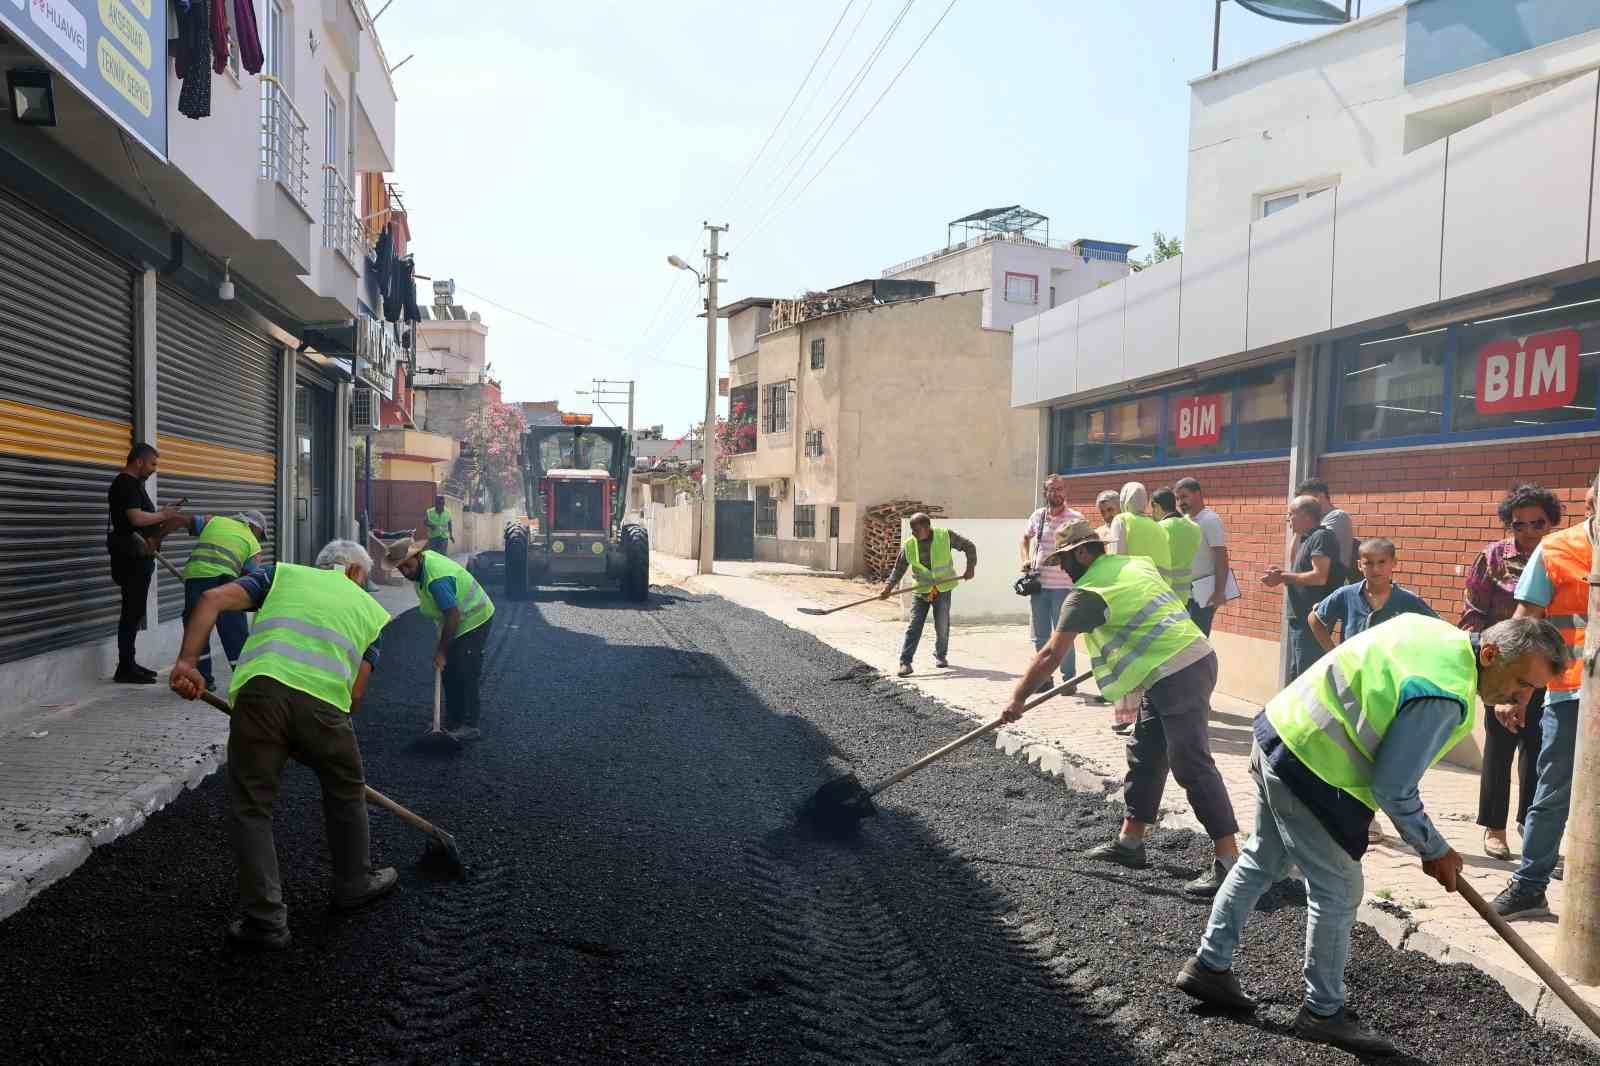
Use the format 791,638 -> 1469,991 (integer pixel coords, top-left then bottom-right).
1489,486 -> 1594,920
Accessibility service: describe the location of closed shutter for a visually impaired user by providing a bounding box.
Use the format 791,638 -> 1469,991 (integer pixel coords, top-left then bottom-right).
0,188 -> 135,665
155,283 -> 281,621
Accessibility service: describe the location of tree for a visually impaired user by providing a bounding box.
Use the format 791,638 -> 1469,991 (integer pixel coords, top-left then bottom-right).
1131,231 -> 1182,272
461,401 -> 528,513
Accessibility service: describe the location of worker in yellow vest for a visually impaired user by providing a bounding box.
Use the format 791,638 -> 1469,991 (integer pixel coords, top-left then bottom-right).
423,494 -> 453,555
1151,489 -> 1201,604
1108,482 -> 1171,580
391,538 -> 496,741
879,513 -> 976,678
181,510 -> 267,690
170,539 -> 397,950
1174,615 -> 1565,1057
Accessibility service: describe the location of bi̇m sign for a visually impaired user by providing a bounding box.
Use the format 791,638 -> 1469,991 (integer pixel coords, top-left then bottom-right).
1475,329 -> 1581,415
1174,393 -> 1223,449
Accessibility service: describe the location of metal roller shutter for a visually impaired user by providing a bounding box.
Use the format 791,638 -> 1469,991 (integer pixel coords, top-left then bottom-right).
0,189 -> 135,666
155,284 -> 281,622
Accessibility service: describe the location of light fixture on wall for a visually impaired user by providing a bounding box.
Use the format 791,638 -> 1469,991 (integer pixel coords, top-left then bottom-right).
1405,287 -> 1553,332
218,258 -> 235,301
5,68 -> 55,126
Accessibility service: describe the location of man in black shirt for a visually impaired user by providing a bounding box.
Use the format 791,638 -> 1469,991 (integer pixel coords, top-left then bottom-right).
107,443 -> 184,683
1263,495 -> 1343,683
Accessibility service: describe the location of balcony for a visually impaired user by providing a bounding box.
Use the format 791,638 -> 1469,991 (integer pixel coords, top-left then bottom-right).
322,165 -> 366,270
260,77 -> 310,213
882,230 -> 1074,278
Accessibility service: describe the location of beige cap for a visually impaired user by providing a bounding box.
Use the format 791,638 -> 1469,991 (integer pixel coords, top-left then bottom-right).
1042,517 -> 1102,566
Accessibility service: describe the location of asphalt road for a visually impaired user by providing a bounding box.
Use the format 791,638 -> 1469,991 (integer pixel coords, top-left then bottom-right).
2,583 -> 1597,1065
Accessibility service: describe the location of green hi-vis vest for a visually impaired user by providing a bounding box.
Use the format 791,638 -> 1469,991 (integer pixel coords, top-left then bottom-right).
1264,615 -> 1478,810
1118,513 -> 1172,583
901,529 -> 960,595
1073,553 -> 1204,702
414,550 -> 495,638
230,564 -> 390,714
1158,514 -> 1203,601
424,507 -> 451,539
183,516 -> 260,580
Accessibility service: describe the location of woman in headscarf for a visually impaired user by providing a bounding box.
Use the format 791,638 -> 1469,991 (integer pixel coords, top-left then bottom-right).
1108,482 -> 1171,576
1094,490 -> 1121,545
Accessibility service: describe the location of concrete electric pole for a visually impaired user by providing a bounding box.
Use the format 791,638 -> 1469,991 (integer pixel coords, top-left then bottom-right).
1558,465 -> 1600,980
697,223 -> 728,576
591,379 -> 635,433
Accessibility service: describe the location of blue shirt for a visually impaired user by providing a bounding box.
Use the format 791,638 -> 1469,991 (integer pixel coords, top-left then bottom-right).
1513,544 -> 1575,708
235,564 -> 382,668
1311,580 -> 1436,639
416,554 -> 457,612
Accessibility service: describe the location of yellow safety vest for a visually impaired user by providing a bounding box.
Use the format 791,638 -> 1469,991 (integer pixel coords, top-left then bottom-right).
414,550 -> 495,638
183,516 -> 260,580
901,529 -> 961,595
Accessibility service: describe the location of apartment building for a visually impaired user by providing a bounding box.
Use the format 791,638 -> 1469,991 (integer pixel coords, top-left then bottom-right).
1011,0 -> 1600,728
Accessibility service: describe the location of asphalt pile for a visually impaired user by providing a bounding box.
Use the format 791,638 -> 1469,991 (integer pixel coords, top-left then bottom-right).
0,586 -> 1594,1065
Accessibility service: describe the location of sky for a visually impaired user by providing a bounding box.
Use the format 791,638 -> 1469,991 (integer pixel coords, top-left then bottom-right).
373,0 -> 1385,435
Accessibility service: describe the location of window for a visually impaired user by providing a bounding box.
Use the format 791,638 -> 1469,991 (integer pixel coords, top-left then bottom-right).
1257,181 -> 1336,220
828,506 -> 840,538
810,338 -> 825,369
325,91 -> 340,168
794,505 -> 816,539
804,429 -> 824,457
755,486 -> 777,537
763,383 -> 788,433
1049,362 -> 1294,473
1331,283 -> 1600,450
727,383 -> 757,454
1004,272 -> 1039,304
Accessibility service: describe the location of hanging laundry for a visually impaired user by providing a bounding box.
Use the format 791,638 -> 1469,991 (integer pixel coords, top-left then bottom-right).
373,226 -> 395,296
234,0 -> 264,74
176,0 -> 213,119
383,250 -> 403,322
401,259 -> 422,323
210,0 -> 230,75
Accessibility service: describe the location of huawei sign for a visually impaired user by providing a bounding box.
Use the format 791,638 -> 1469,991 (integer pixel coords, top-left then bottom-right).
1475,328 -> 1581,415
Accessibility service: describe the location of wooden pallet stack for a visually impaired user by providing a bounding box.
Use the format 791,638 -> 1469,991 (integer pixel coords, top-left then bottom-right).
862,500 -> 945,580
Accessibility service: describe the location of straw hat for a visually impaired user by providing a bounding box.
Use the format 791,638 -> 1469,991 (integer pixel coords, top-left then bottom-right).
384,536 -> 429,566
1042,518 -> 1102,566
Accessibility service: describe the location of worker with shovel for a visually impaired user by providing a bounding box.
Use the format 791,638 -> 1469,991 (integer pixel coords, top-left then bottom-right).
389,537 -> 495,742
169,539 -> 398,950
1002,519 -> 1241,897
880,513 -> 976,677
1174,615 -> 1566,1057
423,494 -> 453,555
180,510 -> 267,691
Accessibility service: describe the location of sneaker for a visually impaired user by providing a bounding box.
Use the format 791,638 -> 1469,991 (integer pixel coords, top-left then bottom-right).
1110,722 -> 1135,737
333,866 -> 399,910
113,666 -> 156,685
1554,859 -> 1565,881
1084,838 -> 1147,869
225,918 -> 290,951
1184,858 -> 1233,898
934,656 -> 949,669
133,663 -> 158,681
1175,957 -> 1256,1012
1293,1006 -> 1397,1057
896,663 -> 913,678
1492,881 -> 1551,921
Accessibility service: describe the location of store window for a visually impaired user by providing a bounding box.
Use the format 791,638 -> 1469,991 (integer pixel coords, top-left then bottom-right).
1234,364 -> 1294,452
1105,398 -> 1161,466
1330,284 -> 1600,450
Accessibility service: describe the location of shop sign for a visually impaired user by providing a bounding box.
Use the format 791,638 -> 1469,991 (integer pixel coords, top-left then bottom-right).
1173,393 -> 1223,449
1475,328 -> 1581,415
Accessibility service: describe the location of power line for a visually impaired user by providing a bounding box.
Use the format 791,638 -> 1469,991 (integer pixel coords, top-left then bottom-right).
457,286 -> 701,371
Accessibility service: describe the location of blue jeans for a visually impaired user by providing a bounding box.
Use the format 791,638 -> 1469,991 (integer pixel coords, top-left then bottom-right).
1028,586 -> 1075,682
900,590 -> 951,666
1198,745 -> 1364,1017
1287,624 -> 1324,683
184,575 -> 249,686
1186,599 -> 1216,637
1513,696 -> 1578,894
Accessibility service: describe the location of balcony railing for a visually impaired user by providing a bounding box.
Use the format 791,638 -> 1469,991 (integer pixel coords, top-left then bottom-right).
323,165 -> 366,266
881,230 -> 1074,278
259,76 -> 309,210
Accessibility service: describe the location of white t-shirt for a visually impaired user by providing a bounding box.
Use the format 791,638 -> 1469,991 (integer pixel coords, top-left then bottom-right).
1025,506 -> 1082,589
1187,506 -> 1227,582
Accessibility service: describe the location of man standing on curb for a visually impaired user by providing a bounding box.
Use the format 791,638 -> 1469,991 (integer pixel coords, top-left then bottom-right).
1175,615 -> 1564,1057
106,443 -> 187,684
1003,519 -> 1240,897
1266,496 -> 1344,682
1298,476 -> 1357,579
881,513 -> 976,678
1175,477 -> 1229,637
181,510 -> 268,691
423,494 -> 453,556
1152,488 -> 1201,606
169,539 -> 398,950
392,537 -> 496,741
1020,476 -> 1081,692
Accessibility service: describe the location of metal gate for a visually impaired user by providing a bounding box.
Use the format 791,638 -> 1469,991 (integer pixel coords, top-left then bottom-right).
714,500 -> 754,561
155,283 -> 280,621
0,187 -> 136,665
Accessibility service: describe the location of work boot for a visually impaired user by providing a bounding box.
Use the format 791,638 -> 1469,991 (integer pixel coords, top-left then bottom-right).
896,663 -> 913,678
1084,838 -> 1147,869
113,665 -> 156,685
225,917 -> 291,951
334,867 -> 399,911
1491,881 -> 1551,921
934,655 -> 949,669
1175,957 -> 1256,1012
1293,1006 -> 1397,1057
133,663 -> 158,681
1184,858 -> 1233,898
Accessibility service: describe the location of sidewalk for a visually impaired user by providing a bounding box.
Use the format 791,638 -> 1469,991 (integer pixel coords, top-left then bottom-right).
650,553 -> 1600,1039
0,581 -> 417,923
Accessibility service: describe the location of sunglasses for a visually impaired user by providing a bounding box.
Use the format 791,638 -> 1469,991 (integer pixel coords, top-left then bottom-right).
1510,519 -> 1550,532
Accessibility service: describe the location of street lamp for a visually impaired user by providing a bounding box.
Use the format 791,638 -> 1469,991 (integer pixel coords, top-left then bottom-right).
668,228 -> 726,575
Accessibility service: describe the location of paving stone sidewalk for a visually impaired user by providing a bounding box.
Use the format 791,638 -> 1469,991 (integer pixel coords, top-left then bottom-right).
650,553 -> 1600,1038
0,581 -> 417,923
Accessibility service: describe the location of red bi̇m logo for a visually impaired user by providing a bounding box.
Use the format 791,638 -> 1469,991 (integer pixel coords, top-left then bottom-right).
1475,329 -> 1581,415
1173,393 -> 1223,449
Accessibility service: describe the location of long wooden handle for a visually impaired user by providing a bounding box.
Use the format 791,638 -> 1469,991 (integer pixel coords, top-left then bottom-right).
1458,880 -> 1600,1040
866,669 -> 1094,798
153,551 -> 184,582
432,669 -> 443,731
821,577 -> 969,615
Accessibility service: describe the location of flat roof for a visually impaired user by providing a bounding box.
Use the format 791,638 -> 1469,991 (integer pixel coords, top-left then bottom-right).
716,297 -> 777,318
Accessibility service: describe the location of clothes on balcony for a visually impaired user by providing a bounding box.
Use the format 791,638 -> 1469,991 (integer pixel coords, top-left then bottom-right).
400,258 -> 421,323
174,0 -> 213,119
210,0 -> 230,75
373,227 -> 395,307
234,0 -> 264,74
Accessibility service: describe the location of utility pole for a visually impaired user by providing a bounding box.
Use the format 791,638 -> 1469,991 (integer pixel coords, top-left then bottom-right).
591,378 -> 635,433
699,223 -> 728,576
1558,464 -> 1600,980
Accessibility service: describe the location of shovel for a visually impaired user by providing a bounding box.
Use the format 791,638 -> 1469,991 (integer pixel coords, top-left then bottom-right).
798,668 -> 1095,836
194,689 -> 467,878
797,577 -> 968,616
1458,880 -> 1600,1040
411,667 -> 461,753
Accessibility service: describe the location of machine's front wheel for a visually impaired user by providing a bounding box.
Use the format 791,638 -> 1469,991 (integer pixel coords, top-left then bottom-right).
621,525 -> 650,603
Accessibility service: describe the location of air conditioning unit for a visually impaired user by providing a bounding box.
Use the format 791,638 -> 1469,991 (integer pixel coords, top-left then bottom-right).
350,385 -> 380,432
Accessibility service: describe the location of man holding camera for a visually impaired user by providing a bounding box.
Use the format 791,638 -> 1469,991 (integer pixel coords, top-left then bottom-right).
1020,475 -> 1082,691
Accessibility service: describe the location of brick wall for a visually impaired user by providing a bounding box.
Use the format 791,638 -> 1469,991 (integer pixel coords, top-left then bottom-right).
1321,436 -> 1600,620
1056,459 -> 1290,643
